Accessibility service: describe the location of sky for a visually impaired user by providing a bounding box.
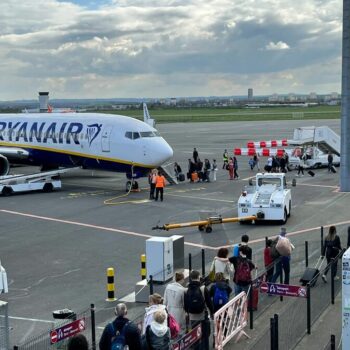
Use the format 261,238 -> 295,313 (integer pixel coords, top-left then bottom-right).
0,0 -> 343,100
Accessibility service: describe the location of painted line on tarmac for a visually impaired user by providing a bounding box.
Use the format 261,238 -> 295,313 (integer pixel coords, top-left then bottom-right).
8,316 -> 52,323
296,183 -> 339,189
0,210 -> 214,250
167,193 -> 234,203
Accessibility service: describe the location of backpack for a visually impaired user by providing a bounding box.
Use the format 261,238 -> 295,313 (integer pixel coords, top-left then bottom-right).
167,311 -> 180,339
184,285 -> 205,314
213,284 -> 228,309
234,259 -> 251,284
276,237 -> 292,256
109,321 -> 130,350
232,244 -> 240,257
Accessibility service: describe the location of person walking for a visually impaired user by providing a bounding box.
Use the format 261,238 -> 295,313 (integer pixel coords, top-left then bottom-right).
163,272 -> 186,328
212,159 -> 218,181
142,294 -> 167,335
203,159 -> 211,182
254,153 -> 260,171
68,334 -> 89,350
210,248 -> 233,283
327,152 -> 334,173
173,162 -> 182,181
233,157 -> 239,179
271,227 -> 294,285
233,234 -> 252,260
322,226 -> 342,282
222,149 -> 229,169
193,148 -> 199,163
144,310 -> 171,350
297,155 -> 305,176
228,158 -> 234,180
264,239 -> 274,282
99,303 -> 142,350
209,272 -> 232,313
155,172 -> 166,201
229,245 -> 256,296
184,270 -> 213,350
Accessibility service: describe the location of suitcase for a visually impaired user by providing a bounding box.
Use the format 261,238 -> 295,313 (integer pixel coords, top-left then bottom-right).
330,166 -> 337,173
308,170 -> 315,177
191,172 -> 199,181
248,286 -> 259,311
300,256 -> 324,287
178,173 -> 185,182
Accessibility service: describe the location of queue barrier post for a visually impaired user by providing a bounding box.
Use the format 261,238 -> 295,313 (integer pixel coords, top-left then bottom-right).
140,254 -> 146,280
106,268 -> 116,301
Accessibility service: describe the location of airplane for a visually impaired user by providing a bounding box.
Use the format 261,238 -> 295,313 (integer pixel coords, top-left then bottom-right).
0,110 -> 173,190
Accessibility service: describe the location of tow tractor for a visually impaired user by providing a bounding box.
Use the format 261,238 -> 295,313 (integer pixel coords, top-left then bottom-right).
238,173 -> 293,224
0,168 -> 76,196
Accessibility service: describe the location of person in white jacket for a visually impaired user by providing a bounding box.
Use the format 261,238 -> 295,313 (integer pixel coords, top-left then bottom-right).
210,248 -> 233,282
163,272 -> 186,328
142,293 -> 167,335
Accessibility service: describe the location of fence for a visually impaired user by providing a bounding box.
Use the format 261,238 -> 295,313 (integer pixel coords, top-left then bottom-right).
0,301 -> 9,350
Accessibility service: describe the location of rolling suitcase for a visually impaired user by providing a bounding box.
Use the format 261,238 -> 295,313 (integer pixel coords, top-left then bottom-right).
308,170 -> 315,177
330,166 -> 337,174
178,173 -> 185,182
248,270 -> 259,311
300,256 -> 324,287
191,172 -> 199,181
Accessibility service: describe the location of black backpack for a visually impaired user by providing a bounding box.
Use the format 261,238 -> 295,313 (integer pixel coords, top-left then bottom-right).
184,285 -> 205,314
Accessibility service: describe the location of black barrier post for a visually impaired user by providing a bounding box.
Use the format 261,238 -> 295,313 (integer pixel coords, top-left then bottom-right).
321,226 -> 324,255
305,241 -> 309,268
279,266 -> 283,302
203,312 -> 210,350
274,314 -> 279,350
347,226 -> 350,249
149,275 -> 154,295
270,317 -> 276,350
201,249 -> 205,277
188,253 -> 192,272
330,334 -> 335,350
13,347 -> 19,350
331,258 -> 335,305
91,303 -> 96,350
249,282 -> 254,329
307,283 -> 311,334
265,236 -> 269,247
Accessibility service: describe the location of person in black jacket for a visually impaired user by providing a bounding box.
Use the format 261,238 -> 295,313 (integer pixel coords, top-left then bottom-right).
99,303 -> 142,350
209,272 -> 232,313
322,226 -> 342,283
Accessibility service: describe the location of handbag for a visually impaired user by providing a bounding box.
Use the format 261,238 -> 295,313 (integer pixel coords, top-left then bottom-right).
208,260 -> 216,282
167,312 -> 180,339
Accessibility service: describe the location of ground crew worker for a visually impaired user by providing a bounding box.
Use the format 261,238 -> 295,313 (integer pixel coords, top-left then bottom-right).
155,172 -> 166,201
222,149 -> 229,169
149,169 -> 157,199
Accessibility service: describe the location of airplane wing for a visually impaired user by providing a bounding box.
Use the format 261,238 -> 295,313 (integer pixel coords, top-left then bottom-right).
0,147 -> 29,160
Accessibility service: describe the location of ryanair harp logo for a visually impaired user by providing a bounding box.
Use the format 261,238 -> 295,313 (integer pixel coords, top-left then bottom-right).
87,123 -> 102,146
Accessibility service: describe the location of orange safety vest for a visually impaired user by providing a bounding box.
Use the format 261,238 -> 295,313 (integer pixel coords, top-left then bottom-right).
155,175 -> 166,188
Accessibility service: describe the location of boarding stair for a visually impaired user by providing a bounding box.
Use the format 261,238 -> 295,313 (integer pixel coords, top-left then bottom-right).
157,163 -> 178,185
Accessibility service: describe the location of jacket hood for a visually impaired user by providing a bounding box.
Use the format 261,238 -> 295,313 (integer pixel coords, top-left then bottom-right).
145,304 -> 166,315
150,321 -> 168,337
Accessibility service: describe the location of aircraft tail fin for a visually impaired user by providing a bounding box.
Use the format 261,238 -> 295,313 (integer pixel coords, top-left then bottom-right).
143,103 -> 156,128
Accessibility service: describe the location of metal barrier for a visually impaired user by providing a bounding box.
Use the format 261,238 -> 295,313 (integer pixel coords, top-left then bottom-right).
0,301 -> 9,350
213,291 -> 249,349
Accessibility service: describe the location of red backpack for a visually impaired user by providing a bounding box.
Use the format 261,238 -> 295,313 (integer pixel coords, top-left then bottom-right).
234,259 -> 251,284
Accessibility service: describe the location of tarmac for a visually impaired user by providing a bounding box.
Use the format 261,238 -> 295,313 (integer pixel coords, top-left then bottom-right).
0,118 -> 348,348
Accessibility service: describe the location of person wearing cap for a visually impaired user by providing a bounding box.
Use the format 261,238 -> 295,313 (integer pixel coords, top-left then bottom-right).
99,303 -> 142,350
271,227 -> 294,285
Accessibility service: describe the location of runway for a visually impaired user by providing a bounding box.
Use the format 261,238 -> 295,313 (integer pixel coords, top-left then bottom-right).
1,118 -> 348,345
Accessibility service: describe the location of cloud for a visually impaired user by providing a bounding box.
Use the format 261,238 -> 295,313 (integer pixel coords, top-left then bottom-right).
265,41 -> 290,51
0,0 -> 343,99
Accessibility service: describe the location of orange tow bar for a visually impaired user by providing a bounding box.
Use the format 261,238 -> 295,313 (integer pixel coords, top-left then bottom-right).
152,215 -> 257,233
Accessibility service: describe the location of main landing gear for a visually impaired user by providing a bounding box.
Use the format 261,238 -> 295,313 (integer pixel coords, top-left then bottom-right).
126,180 -> 139,192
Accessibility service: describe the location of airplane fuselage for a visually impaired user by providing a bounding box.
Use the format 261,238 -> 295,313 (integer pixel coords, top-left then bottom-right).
0,113 -> 173,178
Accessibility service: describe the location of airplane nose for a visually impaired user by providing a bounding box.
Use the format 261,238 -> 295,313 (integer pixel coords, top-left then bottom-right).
155,139 -> 173,165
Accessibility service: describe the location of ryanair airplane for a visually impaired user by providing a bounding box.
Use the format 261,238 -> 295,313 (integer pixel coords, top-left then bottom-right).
0,112 -> 173,188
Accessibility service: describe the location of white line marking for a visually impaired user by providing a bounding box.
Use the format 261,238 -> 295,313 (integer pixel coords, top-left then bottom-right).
167,193 -> 234,203
296,183 -> 339,189
8,316 -> 53,323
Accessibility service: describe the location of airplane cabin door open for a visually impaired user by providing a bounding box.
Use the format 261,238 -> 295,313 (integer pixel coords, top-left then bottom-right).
101,126 -> 113,152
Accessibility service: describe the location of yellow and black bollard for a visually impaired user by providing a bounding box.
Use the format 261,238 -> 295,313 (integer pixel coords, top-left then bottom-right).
106,267 -> 117,301
140,254 -> 147,280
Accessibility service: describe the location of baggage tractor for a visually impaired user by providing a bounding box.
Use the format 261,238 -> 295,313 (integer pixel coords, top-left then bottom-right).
191,172 -> 199,181
330,166 -> 337,173
178,173 -> 185,182
308,170 -> 315,177
300,256 -> 324,287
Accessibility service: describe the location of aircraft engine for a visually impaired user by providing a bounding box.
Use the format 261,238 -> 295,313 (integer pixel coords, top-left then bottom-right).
0,155 -> 10,175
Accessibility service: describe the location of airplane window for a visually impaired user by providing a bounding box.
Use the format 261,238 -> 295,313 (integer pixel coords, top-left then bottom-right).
132,132 -> 140,139
140,131 -> 155,138
153,131 -> 160,136
125,132 -> 132,139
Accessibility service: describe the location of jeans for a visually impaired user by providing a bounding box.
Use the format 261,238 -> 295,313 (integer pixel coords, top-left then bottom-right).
234,283 -> 250,296
271,257 -> 290,285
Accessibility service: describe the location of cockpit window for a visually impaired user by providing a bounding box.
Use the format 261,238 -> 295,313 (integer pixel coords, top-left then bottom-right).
125,132 -> 132,139
132,132 -> 140,139
140,131 -> 155,138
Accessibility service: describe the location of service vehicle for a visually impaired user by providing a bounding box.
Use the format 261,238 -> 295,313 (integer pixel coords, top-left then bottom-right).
238,173 -> 292,224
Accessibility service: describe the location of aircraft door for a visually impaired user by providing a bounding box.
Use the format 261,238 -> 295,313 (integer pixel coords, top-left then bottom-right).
101,126 -> 113,152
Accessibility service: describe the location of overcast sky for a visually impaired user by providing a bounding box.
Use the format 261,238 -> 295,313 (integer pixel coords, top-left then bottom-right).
0,0 -> 343,100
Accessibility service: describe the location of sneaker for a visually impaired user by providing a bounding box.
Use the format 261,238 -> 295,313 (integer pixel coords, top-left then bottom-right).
334,276 -> 340,281
322,274 -> 327,283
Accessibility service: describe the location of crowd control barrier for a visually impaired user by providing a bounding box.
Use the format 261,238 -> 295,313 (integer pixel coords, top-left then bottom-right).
214,291 -> 249,349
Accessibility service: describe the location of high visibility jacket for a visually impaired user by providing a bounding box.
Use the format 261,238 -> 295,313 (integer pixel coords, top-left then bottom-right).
155,175 -> 166,188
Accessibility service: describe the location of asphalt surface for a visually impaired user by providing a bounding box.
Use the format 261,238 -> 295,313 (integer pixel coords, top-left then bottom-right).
0,118 -> 348,347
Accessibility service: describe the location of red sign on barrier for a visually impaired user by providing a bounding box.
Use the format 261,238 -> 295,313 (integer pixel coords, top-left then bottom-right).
260,282 -> 307,298
172,324 -> 202,350
50,318 -> 86,344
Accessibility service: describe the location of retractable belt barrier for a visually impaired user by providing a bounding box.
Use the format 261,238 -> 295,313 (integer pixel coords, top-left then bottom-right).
214,291 -> 250,349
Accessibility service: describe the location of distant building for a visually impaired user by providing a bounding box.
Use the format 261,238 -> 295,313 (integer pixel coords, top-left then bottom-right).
309,92 -> 317,101
248,88 -> 253,100
268,93 -> 279,102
